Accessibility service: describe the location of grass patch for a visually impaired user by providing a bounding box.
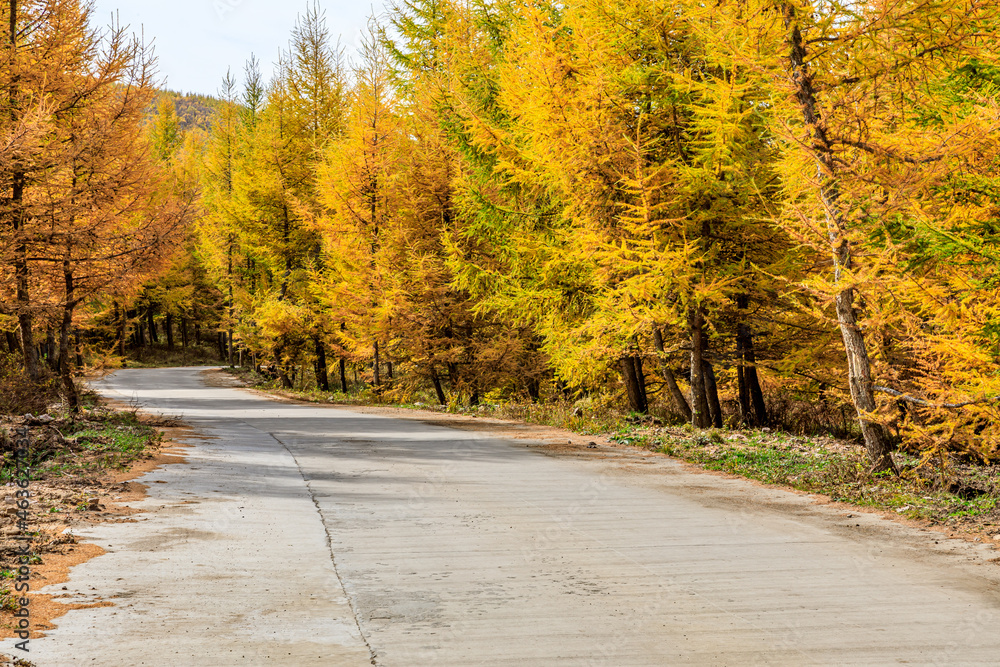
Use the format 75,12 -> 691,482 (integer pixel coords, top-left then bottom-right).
642,427 -> 1000,535
1,401 -> 162,483
0,569 -> 17,613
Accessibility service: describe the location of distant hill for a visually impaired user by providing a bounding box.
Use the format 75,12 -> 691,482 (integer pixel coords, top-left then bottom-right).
160,91 -> 220,133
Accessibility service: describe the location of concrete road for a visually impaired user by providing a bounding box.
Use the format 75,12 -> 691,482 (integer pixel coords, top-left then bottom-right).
19,367 -> 1000,665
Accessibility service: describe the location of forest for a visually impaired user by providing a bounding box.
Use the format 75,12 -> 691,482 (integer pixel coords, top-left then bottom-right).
3,0 -> 1000,475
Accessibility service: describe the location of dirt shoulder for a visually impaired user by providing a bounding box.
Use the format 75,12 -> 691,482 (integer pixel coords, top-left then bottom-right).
0,413 -> 190,646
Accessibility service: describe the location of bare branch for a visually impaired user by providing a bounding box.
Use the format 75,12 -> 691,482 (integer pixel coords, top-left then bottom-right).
874,386 -> 1000,410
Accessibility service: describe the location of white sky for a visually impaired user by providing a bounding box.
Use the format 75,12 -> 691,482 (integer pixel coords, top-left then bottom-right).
90,0 -> 388,96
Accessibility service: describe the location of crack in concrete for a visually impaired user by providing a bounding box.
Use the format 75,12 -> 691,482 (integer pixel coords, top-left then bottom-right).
262,427 -> 380,666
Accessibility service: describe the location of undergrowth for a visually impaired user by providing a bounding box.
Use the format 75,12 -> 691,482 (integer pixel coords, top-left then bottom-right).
124,344 -> 222,369
640,428 -> 999,533
0,569 -> 17,614
0,394 -> 162,483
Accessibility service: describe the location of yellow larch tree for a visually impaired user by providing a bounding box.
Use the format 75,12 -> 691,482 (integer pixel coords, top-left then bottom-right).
698,0 -> 1000,469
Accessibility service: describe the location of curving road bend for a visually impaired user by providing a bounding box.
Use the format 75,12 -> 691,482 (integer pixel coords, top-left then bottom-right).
19,367 -> 1000,665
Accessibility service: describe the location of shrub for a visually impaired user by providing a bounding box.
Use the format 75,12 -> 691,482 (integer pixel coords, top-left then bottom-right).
0,354 -> 60,416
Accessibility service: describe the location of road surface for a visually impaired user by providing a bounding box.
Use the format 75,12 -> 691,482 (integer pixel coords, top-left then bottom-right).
17,367 -> 1000,665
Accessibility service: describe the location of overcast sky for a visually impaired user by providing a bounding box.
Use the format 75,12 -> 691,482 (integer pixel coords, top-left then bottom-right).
90,0 -> 388,96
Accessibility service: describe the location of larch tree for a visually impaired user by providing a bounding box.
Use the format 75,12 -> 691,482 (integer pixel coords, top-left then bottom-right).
196,69 -> 242,363
429,0 -> 574,403
1,0 -> 190,407
229,60 -> 318,385
699,0 -> 1000,469
315,22 -> 400,394
380,0 -> 547,405
286,1 -> 345,391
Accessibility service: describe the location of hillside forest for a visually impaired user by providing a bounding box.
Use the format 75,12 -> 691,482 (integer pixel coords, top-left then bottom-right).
4,0 -> 1000,475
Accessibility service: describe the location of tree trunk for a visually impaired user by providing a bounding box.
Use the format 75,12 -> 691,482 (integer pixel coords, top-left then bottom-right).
46,329 -> 58,371
526,377 -> 540,403
5,331 -> 17,354
275,342 -> 292,389
634,356 -> 648,412
735,312 -> 752,426
314,335 -> 329,391
74,330 -> 82,368
372,340 -> 382,393
113,302 -> 126,357
689,308 -> 711,428
147,307 -> 158,345
735,295 -> 768,427
217,332 -> 226,361
132,310 -> 145,349
195,323 -> 201,346
430,369 -> 447,405
59,256 -> 79,412
786,8 -> 896,473
58,325 -> 78,412
621,357 -> 639,412
837,289 -> 897,471
653,328 -> 692,420
15,245 -> 38,380
338,358 -> 348,393
180,317 -> 189,348
621,355 -> 648,414
8,2 -> 36,380
736,359 -> 751,426
165,314 -> 175,350
703,360 -> 723,429
743,325 -> 768,427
